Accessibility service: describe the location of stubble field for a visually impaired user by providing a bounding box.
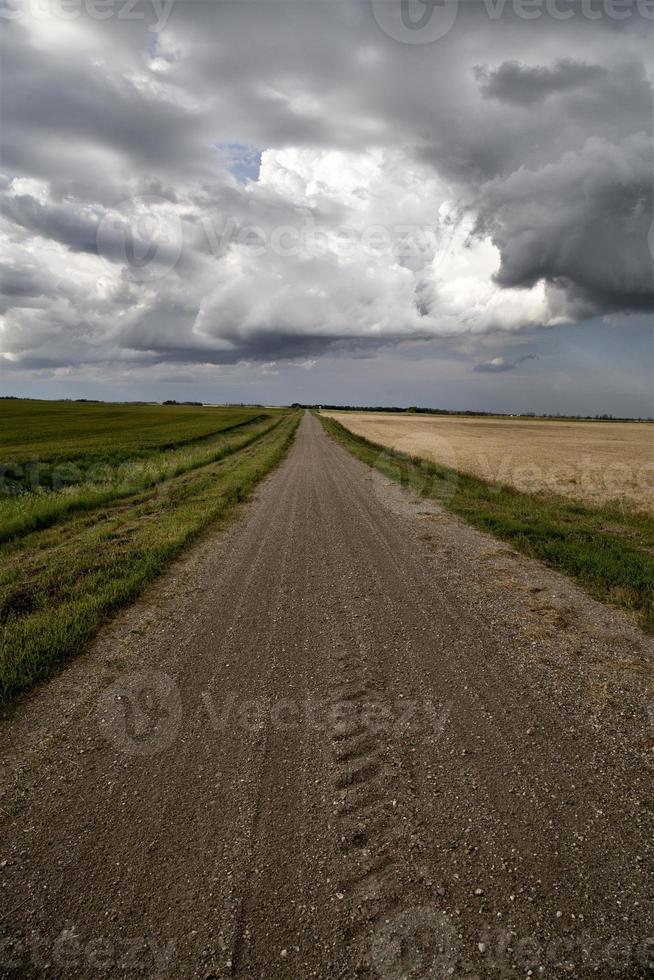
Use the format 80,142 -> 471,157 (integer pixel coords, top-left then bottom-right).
323,412 -> 654,512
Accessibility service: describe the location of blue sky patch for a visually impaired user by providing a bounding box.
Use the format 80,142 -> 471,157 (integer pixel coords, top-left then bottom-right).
213,143 -> 262,184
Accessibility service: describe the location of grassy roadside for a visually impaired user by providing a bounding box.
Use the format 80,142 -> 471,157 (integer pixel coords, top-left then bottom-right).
319,415 -> 654,634
0,414 -> 280,545
0,412 -> 300,703
0,411 -> 268,495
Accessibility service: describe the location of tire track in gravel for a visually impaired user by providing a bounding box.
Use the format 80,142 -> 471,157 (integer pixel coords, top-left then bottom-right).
308,442 -> 463,979
309,450 -> 426,944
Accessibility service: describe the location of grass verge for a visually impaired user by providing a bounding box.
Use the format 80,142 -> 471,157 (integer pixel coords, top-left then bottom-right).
319,415 -> 654,634
0,414 -> 280,545
0,412 -> 300,703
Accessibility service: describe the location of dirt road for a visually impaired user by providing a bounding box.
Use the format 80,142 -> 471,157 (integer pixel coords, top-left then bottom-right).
1,413 -> 653,978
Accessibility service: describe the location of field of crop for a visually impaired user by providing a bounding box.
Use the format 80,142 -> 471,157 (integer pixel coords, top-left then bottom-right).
323,412 -> 654,513
0,399 -> 265,461
0,400 -> 299,702
319,414 -> 654,634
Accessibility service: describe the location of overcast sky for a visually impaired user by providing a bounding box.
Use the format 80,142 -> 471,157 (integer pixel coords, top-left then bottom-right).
1,0 -> 653,414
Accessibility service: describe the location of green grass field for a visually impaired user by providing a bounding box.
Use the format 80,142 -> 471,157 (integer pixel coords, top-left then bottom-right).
0,400 -> 299,703
319,414 -> 654,635
0,399 -> 260,462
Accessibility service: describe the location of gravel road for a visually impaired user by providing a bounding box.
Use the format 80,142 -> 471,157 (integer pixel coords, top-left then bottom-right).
1,412 -> 653,978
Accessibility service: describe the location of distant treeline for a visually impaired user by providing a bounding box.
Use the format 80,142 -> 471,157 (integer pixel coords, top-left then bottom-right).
0,397 -> 265,408
1,396 -> 650,421
162,400 -> 204,406
295,404 -> 653,422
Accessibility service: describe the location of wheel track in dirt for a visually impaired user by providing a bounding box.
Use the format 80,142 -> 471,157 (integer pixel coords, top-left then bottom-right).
311,460 -> 423,948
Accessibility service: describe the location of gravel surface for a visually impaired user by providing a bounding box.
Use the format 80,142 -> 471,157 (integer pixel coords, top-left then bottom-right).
1,412 -> 653,978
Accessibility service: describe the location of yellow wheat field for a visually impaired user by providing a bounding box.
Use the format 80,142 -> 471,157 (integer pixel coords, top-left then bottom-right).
323,412 -> 654,512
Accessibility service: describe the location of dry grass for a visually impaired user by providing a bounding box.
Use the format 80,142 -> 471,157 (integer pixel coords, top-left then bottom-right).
323,412 -> 654,512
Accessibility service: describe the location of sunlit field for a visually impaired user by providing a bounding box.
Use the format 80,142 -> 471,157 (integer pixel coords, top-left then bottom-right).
323,411 -> 654,513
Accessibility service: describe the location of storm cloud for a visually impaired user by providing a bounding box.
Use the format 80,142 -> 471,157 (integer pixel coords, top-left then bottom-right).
474,59 -> 608,106
0,0 -> 653,380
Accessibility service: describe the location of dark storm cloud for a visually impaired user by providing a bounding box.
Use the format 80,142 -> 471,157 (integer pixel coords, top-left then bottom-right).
0,262 -> 48,299
475,59 -> 607,105
0,193 -> 102,253
461,55 -> 654,315
476,131 -> 654,311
